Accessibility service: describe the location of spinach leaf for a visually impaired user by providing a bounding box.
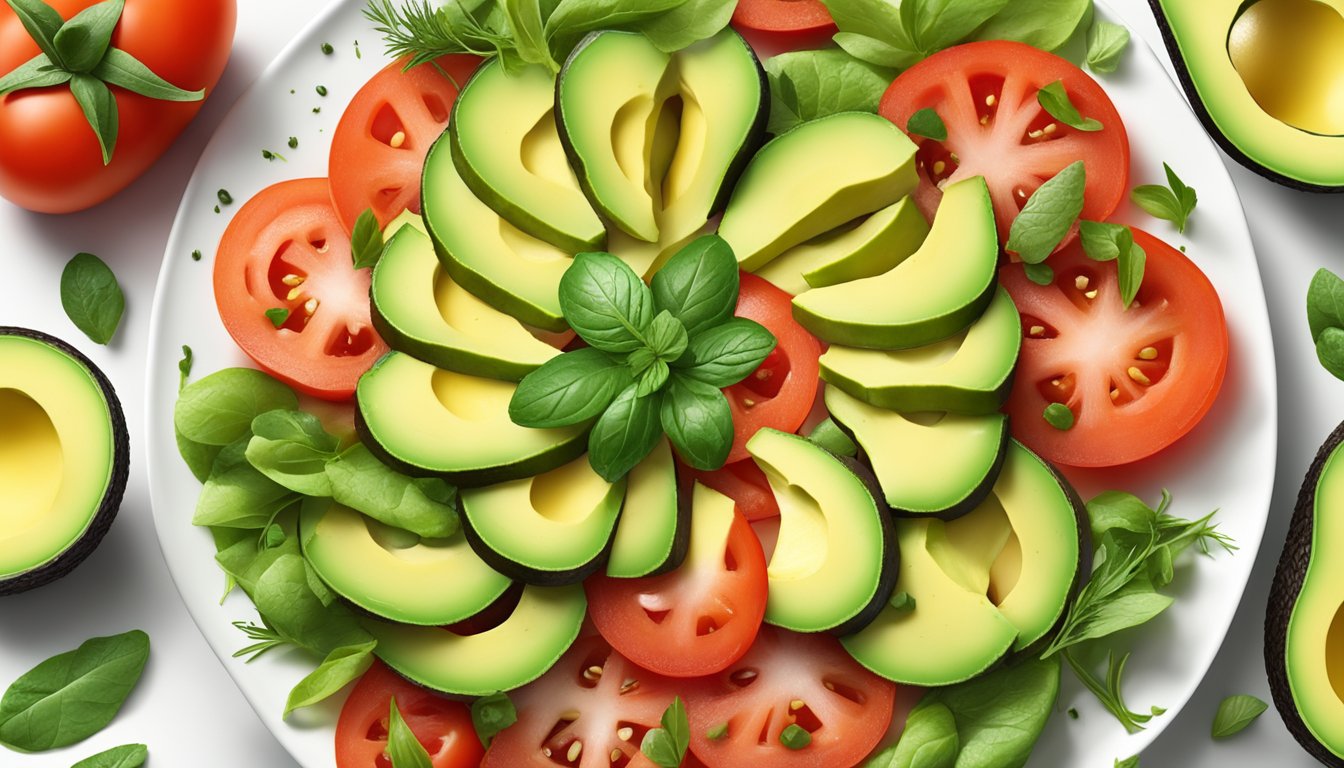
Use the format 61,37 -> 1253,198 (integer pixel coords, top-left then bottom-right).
650,235 -> 739,336
509,347 -> 631,428
677,318 -> 776,387
252,553 -> 373,656
284,640 -> 378,717
471,692 -> 518,748
1212,694 -> 1268,739
1037,81 -> 1102,132
560,252 -> 655,353
325,446 -> 459,539
60,251 -> 124,345
1087,20 -> 1130,73
1307,267 -> 1344,343
1115,757 -> 1140,768
765,49 -> 891,135
866,701 -> 957,767
635,0 -> 735,52
974,0 -> 1092,52
588,384 -> 663,482
922,655 -> 1060,768
193,440 -> 301,529
175,368 -> 298,446
1319,327 -> 1344,380
388,697 -> 434,768
822,0 -> 919,64
834,32 -> 919,69
1117,239 -> 1146,309
351,208 -> 385,270
176,428 -> 223,483
245,410 -> 340,497
906,107 -> 947,141
901,0 -> 1008,55
178,344 -> 193,391
660,376 -> 732,470
1023,263 -> 1054,286
501,0 -> 558,71
71,743 -> 148,768
1006,161 -> 1086,264
641,697 -> 690,768
1078,220 -> 1128,262
544,0 -> 684,59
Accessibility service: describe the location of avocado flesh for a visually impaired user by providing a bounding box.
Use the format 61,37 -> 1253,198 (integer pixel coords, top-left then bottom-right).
299,499 -> 512,626
754,197 -> 929,296
355,353 -> 586,486
1153,0 -> 1344,190
748,429 -> 895,634
371,222 -> 560,380
460,456 -> 626,585
0,330 -> 128,595
820,287 -> 1021,415
825,387 -> 1007,519
363,583 -> 587,696
607,440 -> 688,578
719,112 -> 918,272
793,176 -> 998,349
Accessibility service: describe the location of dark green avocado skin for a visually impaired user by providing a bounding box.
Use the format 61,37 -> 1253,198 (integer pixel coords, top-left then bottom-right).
830,455 -> 900,636
1265,421 -> 1344,768
458,504 -> 614,587
0,327 -> 129,597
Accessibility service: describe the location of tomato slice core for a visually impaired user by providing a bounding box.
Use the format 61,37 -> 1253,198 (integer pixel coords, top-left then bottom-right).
335,661 -> 483,768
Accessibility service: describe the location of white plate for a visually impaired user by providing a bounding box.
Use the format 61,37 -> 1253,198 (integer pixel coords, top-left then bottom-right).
145,2 -> 1278,765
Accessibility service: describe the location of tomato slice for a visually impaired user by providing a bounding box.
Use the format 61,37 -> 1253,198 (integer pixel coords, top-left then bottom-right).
680,458 -> 780,522
726,272 -> 822,464
329,55 -> 481,233
1000,228 -> 1228,467
683,627 -> 897,768
878,40 -> 1130,246
213,178 -> 388,400
732,0 -> 837,48
335,661 -> 484,768
586,485 -> 768,678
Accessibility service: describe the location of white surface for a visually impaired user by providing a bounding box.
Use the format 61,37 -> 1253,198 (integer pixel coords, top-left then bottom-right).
0,1 -> 1325,766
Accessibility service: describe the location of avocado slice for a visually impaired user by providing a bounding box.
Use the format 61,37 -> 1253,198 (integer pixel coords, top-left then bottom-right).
606,440 -> 689,578
1153,0 -> 1344,191
825,386 -> 1008,519
748,429 -> 896,635
820,287 -> 1021,415
1267,422 -> 1344,765
356,353 -> 587,486
299,498 -> 512,626
793,176 -> 998,349
754,197 -> 929,296
362,583 -> 587,696
461,456 -> 626,585
449,60 -> 605,251
719,112 -> 918,272
0,328 -> 128,595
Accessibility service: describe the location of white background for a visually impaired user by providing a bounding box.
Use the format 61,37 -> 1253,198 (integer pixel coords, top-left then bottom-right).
0,0 -> 1334,765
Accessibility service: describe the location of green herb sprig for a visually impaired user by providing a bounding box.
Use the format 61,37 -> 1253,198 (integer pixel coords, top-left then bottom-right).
1078,220 -> 1147,309
1132,163 -> 1197,233
1037,81 -> 1102,132
641,697 -> 691,767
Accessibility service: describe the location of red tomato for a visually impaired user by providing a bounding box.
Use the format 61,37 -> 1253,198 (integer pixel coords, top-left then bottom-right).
0,0 -> 234,213
329,55 -> 481,233
732,0 -> 837,50
585,492 -> 768,678
878,41 -> 1130,246
683,627 -> 897,768
483,636 -> 682,768
335,661 -> 483,768
213,178 -> 388,400
1000,228 -> 1228,467
726,272 -> 822,464
681,459 -> 780,522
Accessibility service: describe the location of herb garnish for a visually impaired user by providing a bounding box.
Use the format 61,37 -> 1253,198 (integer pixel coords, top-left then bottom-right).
217,188 -> 233,205
1211,694 -> 1268,739
1307,268 -> 1344,380
1006,160 -> 1086,265
1115,756 -> 1140,768
350,208 -> 385,269
471,692 -> 517,748
641,697 -> 690,768
265,308 -> 290,328
1037,81 -> 1102,132
1132,163 -> 1197,233
288,136 -> 299,149
1077,221 -> 1146,308
71,743 -> 148,768
284,640 -> 377,717
320,42 -> 334,55
907,107 -> 947,141
178,344 -> 193,391
191,248 -> 203,261
1043,402 -> 1074,431
1086,21 -> 1130,74
388,697 -> 434,768
316,84 -> 328,96
779,723 -> 812,750
61,251 -> 125,345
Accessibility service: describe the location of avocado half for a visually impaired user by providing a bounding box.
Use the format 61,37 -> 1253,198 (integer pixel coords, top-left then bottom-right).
1150,0 -> 1344,192
0,327 -> 129,595
1266,421 -> 1344,766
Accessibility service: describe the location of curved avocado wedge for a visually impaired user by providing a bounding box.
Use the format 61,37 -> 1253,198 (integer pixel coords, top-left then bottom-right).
1267,422 -> 1344,765
607,440 -> 689,578
820,287 -> 1022,415
371,221 -> 561,380
356,353 -> 587,486
362,583 -> 587,696
0,328 -> 128,596
300,498 -> 512,626
748,429 -> 896,635
793,176 -> 998,349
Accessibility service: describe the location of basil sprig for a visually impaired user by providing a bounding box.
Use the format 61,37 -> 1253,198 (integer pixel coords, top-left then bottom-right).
0,0 -> 204,164
509,236 -> 775,481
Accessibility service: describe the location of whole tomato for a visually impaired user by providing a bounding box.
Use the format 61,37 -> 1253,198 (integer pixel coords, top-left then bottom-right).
0,0 -> 235,213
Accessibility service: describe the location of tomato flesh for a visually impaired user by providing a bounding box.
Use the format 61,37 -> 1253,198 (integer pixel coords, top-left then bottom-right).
336,661 -> 483,768
681,458 -> 781,522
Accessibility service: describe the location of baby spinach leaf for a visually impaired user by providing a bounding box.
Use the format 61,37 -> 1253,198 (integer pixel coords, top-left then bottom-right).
867,701 -> 957,768
471,692 -> 518,748
677,318 -> 776,388
502,0 -> 558,72
634,0 -> 735,53
388,697 -> 434,768
650,235 -> 739,336
975,0 -> 1092,52
1023,263 -> 1054,286
906,107 -> 947,141
1212,694 -> 1268,740
833,32 -> 919,69
176,428 -> 223,483
71,743 -> 148,768
901,0 -> 1007,55
1318,327 -> 1344,381
509,347 -> 631,428
660,376 -> 732,470
765,49 -> 891,135
351,208 -> 385,270
560,252 -> 655,353
1086,20 -> 1130,73
544,0 -> 684,59
284,640 -> 378,717
245,410 -> 340,497
252,553 -> 372,656
1037,80 -> 1102,132
194,440 -> 301,530
1306,267 -> 1344,343
60,252 -> 125,345
588,385 -> 663,482
325,445 -> 459,539
922,655 -> 1060,768
1006,161 -> 1086,264
175,368 -> 298,446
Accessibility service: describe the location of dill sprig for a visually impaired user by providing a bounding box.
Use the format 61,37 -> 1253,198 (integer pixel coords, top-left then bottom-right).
363,0 -> 517,69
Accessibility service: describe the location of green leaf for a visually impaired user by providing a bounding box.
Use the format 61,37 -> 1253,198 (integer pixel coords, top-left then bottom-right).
677,318 -> 776,388
178,344 -> 194,390
51,0 -> 122,73
635,360 -> 671,397
1118,241 -> 1146,309
284,641 -> 377,717
765,48 -> 891,135
4,0 -> 67,66
779,723 -> 812,750
60,251 -> 124,344
1037,80 -> 1102,132
822,0 -> 918,57
868,701 -> 957,768
1318,327 -> 1344,381
351,208 -> 384,269
650,235 -> 739,336
560,252 -> 655,353
0,52 -> 71,95
244,410 -> 340,497
833,31 -> 921,69
544,0 -> 684,59
1078,220 -> 1128,262
388,697 -> 435,768
1211,694 -> 1268,739
71,743 -> 148,768
806,418 -> 858,457
176,429 -> 222,483
325,446 -> 460,539
1043,402 -> 1074,430
906,107 -> 947,141
0,630 -> 150,751
502,0 -> 558,71
1065,650 -> 1165,734
1023,263 -> 1054,286
647,310 -> 689,362
1132,163 -> 1196,232
509,347 -> 632,428
253,553 -> 373,656
266,308 -> 290,328
1006,160 -> 1085,264
1306,267 -> 1344,342
921,655 -> 1060,768
69,72 -> 118,164
887,591 -> 916,613
587,384 -> 663,482
642,697 -> 690,767
174,368 -> 298,446
901,0 -> 1008,54
634,0 -> 735,53
193,440 -> 301,529
660,376 -> 732,470
1086,491 -> 1157,543
1115,757 -> 1140,768
471,692 -> 518,748
975,0 -> 1092,52
1086,20 -> 1130,73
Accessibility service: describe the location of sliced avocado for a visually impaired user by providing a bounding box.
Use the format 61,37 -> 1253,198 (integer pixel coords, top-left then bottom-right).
356,353 -> 586,486
461,456 -> 625,585
0,328 -> 128,595
825,387 -> 1008,519
606,440 -> 689,578
820,286 -> 1021,415
718,112 -> 918,271
371,221 -> 560,380
299,498 -> 511,626
363,583 -> 587,696
1268,422 -> 1344,765
754,197 -> 929,296
747,429 -> 896,635
449,60 -> 605,251
793,176 -> 998,349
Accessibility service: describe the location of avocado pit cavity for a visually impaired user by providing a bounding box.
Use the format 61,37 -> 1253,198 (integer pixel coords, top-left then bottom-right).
1229,0 -> 1344,135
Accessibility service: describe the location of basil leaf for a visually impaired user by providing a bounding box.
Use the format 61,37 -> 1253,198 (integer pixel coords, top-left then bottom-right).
634,0 -> 735,53
588,385 -> 663,481
193,440 -> 301,529
660,376 -> 732,470
907,107 -> 947,141
93,46 -> 202,100
1006,160 -> 1085,264
1043,402 -> 1074,430
1118,240 -> 1146,309
1132,163 -> 1196,232
4,0 -> 67,65
0,630 -> 150,751
544,0 -> 684,59
471,692 -> 518,748
647,310 -> 689,361
509,347 -> 631,428
833,31 -> 921,70
765,48 -> 891,135
975,0 -> 1092,52
677,318 -> 776,387
1211,694 -> 1268,739
284,640 -> 378,717
641,697 -> 690,767
636,360 -> 671,397
806,418 -> 858,457
1317,327 -> 1344,380
560,252 -> 655,353
325,446 -> 460,539
1037,80 -> 1102,132
51,0 -> 122,73
1068,589 -> 1174,646
253,553 -> 372,656
922,655 -> 1060,768
502,0 -> 558,71
1087,20 -> 1130,73
69,73 -> 118,163
0,52 -> 71,95
71,743 -> 149,768
245,410 -> 340,497
1078,220 -> 1128,262
867,701 -> 957,768
901,0 -> 1007,54
351,208 -> 384,269
388,697 -> 434,768
1023,263 -> 1054,286
175,368 -> 298,446
61,251 -> 124,345
1307,267 -> 1344,342
650,235 -> 738,336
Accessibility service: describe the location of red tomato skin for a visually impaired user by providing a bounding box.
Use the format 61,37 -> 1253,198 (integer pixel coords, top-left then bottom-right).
336,661 -> 484,768
733,0 -> 837,50
0,0 -> 235,213
681,458 -> 781,522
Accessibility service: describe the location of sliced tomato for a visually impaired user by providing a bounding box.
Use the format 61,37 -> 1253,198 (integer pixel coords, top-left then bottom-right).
726,272 -> 822,464
878,40 -> 1129,246
329,55 -> 481,233
214,178 -> 387,400
586,486 -> 768,678
1000,228 -> 1228,467
732,0 -> 837,49
680,458 -> 780,522
683,627 -> 897,768
335,661 -> 483,768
